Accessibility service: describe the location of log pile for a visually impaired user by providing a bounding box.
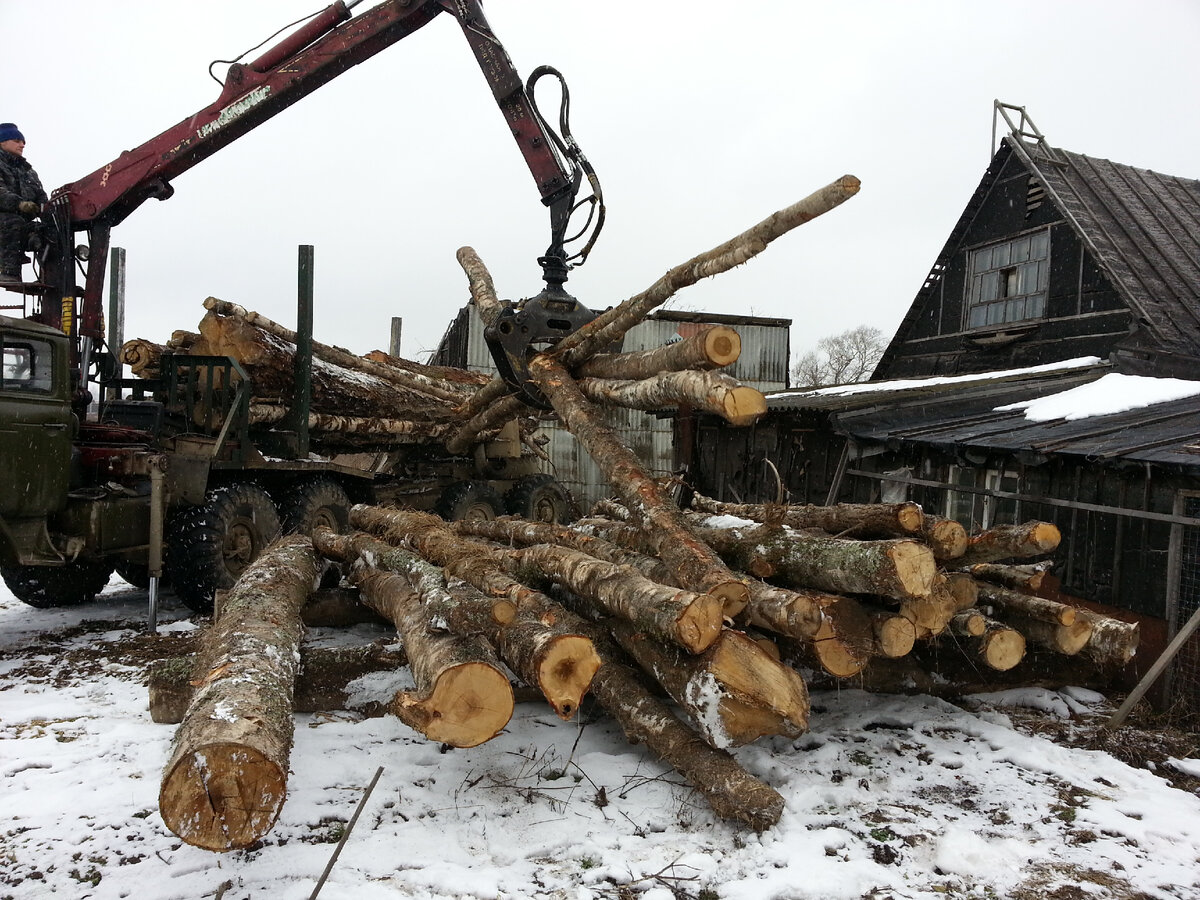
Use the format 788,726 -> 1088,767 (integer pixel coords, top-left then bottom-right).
149,175 -> 1137,850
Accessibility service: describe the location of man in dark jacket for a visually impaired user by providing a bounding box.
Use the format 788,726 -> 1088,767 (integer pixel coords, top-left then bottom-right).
0,122 -> 47,285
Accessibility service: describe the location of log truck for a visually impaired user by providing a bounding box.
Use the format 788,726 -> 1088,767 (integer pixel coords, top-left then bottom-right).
0,0 -> 603,614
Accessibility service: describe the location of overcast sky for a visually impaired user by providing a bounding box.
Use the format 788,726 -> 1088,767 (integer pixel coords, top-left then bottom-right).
3,1 -> 1198,367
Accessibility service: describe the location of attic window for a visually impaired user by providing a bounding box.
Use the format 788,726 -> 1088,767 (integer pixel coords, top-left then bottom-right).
965,230 -> 1050,329
1026,178 -> 1045,215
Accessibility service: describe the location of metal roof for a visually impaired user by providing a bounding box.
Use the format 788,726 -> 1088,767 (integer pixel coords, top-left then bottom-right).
768,365 -> 1200,468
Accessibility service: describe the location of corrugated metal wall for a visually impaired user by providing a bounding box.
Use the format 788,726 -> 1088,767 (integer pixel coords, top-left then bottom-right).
436,305 -> 791,510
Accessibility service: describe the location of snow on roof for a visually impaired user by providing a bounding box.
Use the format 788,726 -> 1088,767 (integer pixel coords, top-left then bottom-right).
996,371 -> 1200,422
766,357 -> 1104,400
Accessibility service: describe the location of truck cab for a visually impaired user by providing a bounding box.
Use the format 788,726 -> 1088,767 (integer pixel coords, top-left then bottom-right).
0,315 -> 73,565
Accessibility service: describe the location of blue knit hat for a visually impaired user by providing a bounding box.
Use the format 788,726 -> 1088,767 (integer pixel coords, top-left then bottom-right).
0,123 -> 25,143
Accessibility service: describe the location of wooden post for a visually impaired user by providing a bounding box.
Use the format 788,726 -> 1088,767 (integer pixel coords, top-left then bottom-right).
389,316 -> 403,357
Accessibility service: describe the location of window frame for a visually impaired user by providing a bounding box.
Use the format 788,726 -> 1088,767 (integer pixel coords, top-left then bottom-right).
964,229 -> 1051,330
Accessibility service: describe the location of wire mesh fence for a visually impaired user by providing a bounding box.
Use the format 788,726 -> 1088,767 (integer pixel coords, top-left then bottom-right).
1170,495 -> 1200,722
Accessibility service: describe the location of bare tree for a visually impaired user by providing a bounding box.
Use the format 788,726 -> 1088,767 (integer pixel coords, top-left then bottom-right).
791,325 -> 887,388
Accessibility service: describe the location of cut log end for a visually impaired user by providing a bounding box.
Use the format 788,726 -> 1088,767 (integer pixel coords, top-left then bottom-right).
391,662 -> 514,748
705,327 -> 742,367
981,629 -> 1026,671
708,581 -> 750,618
676,593 -> 728,653
722,387 -> 768,427
159,743 -> 286,852
812,636 -> 870,678
874,614 -> 916,659
887,541 -> 938,599
537,635 -> 602,720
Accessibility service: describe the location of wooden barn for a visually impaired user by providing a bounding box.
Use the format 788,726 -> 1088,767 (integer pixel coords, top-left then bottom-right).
682,105 -> 1200,710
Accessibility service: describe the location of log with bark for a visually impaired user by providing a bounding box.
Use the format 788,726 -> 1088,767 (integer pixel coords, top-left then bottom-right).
148,643 -> 408,725
976,582 -> 1077,626
689,493 -> 924,539
575,324 -> 742,379
575,370 -> 766,426
314,525 -> 598,720
967,562 -> 1051,592
685,515 -> 936,602
956,521 -> 1062,568
353,565 -> 513,747
1076,609 -> 1140,668
605,621 -> 810,748
158,534 -> 320,852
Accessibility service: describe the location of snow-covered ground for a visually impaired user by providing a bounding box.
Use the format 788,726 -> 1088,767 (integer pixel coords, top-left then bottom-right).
2,578 -> 1199,900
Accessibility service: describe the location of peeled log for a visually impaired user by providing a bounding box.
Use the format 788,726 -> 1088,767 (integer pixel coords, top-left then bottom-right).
159,535 -> 320,852
609,623 -> 809,748
353,567 -> 513,747
575,370 -> 766,426
956,521 -> 1061,567
576,325 -> 741,379
690,517 -> 936,602
690,493 -> 924,538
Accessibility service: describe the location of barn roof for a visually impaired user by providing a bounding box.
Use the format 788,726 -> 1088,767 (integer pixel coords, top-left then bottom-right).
768,361 -> 1200,468
1012,137 -> 1200,358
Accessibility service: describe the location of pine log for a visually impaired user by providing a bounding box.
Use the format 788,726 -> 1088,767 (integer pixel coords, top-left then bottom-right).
956,521 -> 1062,567
576,325 -> 741,379
689,493 -> 924,539
1076,609 -> 1140,668
583,634 -> 785,830
353,567 -> 513,747
977,582 -> 1076,626
575,370 -> 766,426
148,643 -> 408,725
120,338 -> 169,377
446,175 -> 861,453
920,515 -> 970,560
688,516 -> 936,602
513,543 -> 724,653
1009,614 -> 1094,656
967,562 -> 1050,592
159,535 -> 320,852
315,526 -> 597,719
608,623 -> 809,748
528,355 -> 750,615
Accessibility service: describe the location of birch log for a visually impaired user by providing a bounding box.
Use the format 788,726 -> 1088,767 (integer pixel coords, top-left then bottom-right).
159,535 -> 319,852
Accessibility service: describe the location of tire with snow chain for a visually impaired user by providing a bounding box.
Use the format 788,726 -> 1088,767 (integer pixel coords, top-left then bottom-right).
166,483 -> 281,614
504,474 -> 570,524
280,478 -> 351,537
0,559 -> 114,608
435,480 -> 505,522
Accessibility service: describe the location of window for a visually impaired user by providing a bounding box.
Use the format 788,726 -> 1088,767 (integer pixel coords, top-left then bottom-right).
0,337 -> 54,393
945,466 -> 1020,531
965,231 -> 1050,329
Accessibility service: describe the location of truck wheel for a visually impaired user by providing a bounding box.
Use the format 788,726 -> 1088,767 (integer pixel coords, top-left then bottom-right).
167,483 -> 281,614
281,478 -> 351,536
504,474 -> 570,524
436,480 -> 505,522
0,560 -> 114,609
